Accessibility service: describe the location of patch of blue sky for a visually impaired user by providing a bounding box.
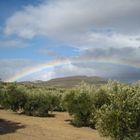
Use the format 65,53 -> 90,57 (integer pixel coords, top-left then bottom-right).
0,34 -> 78,61
40,45 -> 79,58
33,36 -> 80,58
0,0 -> 43,27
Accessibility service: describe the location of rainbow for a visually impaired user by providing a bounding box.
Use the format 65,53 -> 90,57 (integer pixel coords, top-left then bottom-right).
5,59 -> 71,82
5,57 -> 140,82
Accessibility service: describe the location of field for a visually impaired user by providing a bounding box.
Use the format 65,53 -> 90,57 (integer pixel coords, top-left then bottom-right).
0,81 -> 140,139
0,109 -> 107,140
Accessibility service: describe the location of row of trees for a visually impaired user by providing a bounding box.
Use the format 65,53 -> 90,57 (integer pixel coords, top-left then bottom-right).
63,81 -> 140,140
0,81 -> 140,140
0,83 -> 65,116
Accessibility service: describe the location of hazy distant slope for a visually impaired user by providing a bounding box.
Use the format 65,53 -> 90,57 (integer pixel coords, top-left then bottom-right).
43,76 -> 107,88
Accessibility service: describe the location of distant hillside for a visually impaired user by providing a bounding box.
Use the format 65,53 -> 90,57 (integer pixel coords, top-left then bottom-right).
38,75 -> 107,88
18,76 -> 107,88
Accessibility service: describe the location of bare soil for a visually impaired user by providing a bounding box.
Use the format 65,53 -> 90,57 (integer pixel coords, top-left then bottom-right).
0,109 -> 107,140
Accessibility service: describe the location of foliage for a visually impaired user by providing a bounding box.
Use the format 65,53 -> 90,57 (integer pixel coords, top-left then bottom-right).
6,84 -> 27,111
96,81 -> 140,140
0,83 -> 7,108
24,93 -> 50,116
93,87 -> 110,109
0,83 -> 66,116
64,82 -> 96,126
0,80 -> 140,140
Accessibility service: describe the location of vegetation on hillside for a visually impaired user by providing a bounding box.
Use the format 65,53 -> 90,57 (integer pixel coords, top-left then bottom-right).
20,75 -> 107,88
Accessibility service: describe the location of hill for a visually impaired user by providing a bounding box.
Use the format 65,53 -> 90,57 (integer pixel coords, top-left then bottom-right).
35,75 -> 107,88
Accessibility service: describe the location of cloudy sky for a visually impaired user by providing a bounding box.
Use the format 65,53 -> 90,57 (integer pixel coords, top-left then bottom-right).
1,0 -> 140,82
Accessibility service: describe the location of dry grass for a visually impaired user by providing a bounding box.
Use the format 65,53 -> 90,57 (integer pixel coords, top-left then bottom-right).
0,109 -> 107,140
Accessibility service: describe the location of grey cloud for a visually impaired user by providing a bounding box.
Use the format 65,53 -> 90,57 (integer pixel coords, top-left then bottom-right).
2,0 -> 140,82
1,57 -> 140,82
53,64 -> 97,78
38,48 -> 59,58
72,62 -> 140,82
43,62 -> 140,83
73,32 -> 140,50
4,0 -> 140,52
77,47 -> 140,67
4,0 -> 140,39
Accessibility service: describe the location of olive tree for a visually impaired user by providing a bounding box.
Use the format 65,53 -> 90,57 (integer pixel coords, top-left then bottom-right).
96,81 -> 140,140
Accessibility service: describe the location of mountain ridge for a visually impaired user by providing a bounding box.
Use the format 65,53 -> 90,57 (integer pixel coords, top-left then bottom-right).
31,75 -> 107,88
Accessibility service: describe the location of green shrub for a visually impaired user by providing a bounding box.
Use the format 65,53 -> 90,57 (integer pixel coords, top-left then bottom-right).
93,87 -> 110,109
0,83 -> 7,108
64,82 -> 96,126
52,93 -> 66,112
24,92 -> 52,117
96,81 -> 140,140
0,83 -> 65,116
5,84 -> 27,111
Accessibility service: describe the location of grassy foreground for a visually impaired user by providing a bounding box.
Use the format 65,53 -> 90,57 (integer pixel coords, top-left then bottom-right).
0,109 -> 107,140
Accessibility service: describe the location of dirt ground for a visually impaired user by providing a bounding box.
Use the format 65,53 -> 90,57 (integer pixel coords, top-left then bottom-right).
0,109 -> 107,140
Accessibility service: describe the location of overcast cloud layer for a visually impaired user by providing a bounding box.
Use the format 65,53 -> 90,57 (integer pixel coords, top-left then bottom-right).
1,0 -> 140,82
5,0 -> 140,38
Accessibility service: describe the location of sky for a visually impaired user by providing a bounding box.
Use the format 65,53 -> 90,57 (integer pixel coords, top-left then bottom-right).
1,0 -> 140,82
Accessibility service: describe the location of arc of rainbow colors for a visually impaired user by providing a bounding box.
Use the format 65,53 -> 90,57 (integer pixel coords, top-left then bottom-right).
6,59 -> 71,82
5,57 -> 140,82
